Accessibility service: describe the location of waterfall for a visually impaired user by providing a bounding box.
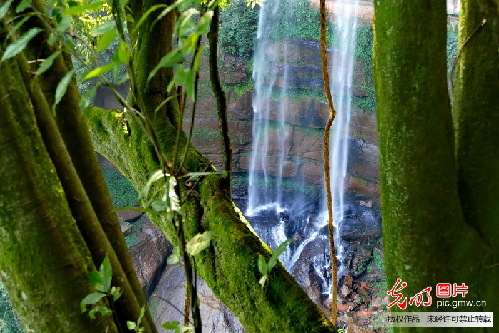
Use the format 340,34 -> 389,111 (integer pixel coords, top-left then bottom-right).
246,0 -> 290,217
246,0 -> 360,294
329,0 -> 359,276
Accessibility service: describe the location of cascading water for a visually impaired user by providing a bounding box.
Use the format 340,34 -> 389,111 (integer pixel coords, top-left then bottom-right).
329,0 -> 359,277
246,0 -> 360,298
246,0 -> 290,217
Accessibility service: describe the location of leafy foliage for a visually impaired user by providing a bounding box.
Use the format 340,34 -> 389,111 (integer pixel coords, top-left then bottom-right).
218,0 -> 259,60
81,255 -> 122,319
127,307 -> 146,332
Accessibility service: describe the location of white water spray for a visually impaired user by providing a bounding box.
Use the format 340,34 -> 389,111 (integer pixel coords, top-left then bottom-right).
247,0 -> 291,217
329,0 -> 359,276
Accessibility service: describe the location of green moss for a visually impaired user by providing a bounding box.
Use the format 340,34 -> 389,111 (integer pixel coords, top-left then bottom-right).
102,169 -> 139,208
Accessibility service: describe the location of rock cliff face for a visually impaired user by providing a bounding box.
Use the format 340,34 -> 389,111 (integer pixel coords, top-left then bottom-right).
190,38 -> 380,207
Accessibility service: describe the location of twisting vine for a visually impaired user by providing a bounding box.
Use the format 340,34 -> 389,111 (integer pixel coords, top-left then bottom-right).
319,0 -> 338,326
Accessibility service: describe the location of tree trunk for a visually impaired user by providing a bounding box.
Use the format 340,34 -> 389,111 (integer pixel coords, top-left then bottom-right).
453,0 -> 499,318
374,1 -> 497,332
0,55 -> 118,333
0,2 -> 157,331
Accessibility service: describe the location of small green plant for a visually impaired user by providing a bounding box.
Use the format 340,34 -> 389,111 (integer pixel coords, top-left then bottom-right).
258,239 -> 292,287
162,321 -> 192,332
80,255 -> 122,319
126,307 -> 146,332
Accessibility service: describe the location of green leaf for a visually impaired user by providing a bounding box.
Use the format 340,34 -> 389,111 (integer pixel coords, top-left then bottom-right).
257,255 -> 267,275
268,238 -> 292,271
53,69 -> 75,108
180,32 -> 199,55
84,62 -> 118,80
89,270 -> 105,292
150,1 -> 183,29
0,0 -> 14,19
151,199 -> 168,212
55,16 -> 72,34
34,50 -> 61,75
196,11 -> 213,35
94,306 -> 112,317
16,0 -> 30,13
7,15 -> 31,39
110,286 -> 122,302
137,307 -> 145,327
99,255 -> 112,293
274,238 -> 293,257
80,292 -> 105,312
172,65 -> 187,87
186,231 -> 212,256
162,321 -> 180,329
1,27 -> 41,62
192,45 -> 203,72
91,21 -> 115,36
181,171 -> 227,179
259,275 -> 267,288
140,170 -> 166,199
184,68 -> 195,100
167,248 -> 180,265
147,51 -> 184,82
96,29 -> 117,52
131,4 -> 168,35
177,8 -> 198,36
116,40 -> 130,64
127,321 -> 137,330
63,1 -> 104,16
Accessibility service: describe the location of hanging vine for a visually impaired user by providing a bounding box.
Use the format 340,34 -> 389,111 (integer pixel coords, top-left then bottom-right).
319,0 -> 338,326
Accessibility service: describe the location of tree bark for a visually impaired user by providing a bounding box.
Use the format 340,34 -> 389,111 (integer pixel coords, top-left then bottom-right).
0,55 -> 118,333
453,0 -> 499,318
374,1 -> 497,332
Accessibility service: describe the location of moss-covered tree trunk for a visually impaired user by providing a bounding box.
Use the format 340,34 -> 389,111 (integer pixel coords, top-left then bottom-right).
453,0 -> 499,319
0,2 -> 157,332
374,1 -> 498,332
0,53 -> 118,333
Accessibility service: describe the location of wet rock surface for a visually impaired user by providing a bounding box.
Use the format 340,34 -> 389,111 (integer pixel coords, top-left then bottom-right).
151,264 -> 245,333
241,194 -> 388,332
